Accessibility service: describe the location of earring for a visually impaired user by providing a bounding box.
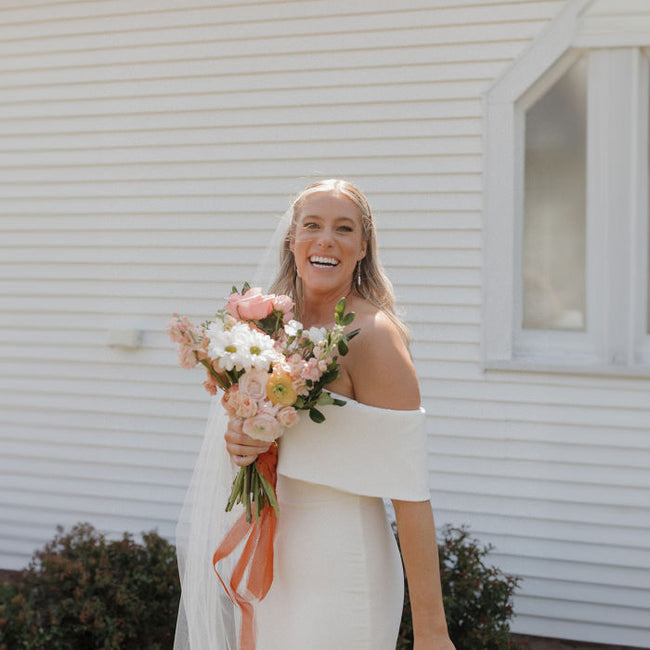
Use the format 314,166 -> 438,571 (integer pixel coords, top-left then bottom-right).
356,261 -> 362,287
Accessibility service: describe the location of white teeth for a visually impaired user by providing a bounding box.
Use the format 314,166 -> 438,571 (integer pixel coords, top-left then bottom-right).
309,256 -> 339,267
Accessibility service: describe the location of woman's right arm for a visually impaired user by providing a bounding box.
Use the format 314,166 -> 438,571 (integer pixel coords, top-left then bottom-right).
224,417 -> 270,466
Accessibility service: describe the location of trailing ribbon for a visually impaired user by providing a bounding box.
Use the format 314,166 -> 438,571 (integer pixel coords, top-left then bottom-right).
212,445 -> 278,650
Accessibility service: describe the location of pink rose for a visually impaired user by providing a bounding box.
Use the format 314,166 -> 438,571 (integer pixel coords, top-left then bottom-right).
238,368 -> 269,400
226,287 -> 275,321
235,394 -> 258,419
277,406 -> 298,428
242,413 -> 281,442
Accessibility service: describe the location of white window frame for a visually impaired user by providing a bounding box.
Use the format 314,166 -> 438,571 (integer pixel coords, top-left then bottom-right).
482,0 -> 650,376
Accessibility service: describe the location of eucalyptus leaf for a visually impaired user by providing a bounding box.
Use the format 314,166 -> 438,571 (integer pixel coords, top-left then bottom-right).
316,391 -> 335,405
346,328 -> 361,341
309,407 -> 326,423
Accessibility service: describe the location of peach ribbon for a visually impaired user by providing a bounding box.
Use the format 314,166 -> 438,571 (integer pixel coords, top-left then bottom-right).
212,446 -> 278,650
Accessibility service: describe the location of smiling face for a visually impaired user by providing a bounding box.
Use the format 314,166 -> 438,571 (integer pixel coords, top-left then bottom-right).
290,190 -> 367,297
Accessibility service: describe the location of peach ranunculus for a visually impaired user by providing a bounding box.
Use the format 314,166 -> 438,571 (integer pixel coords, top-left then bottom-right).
258,400 -> 281,417
242,413 -> 282,442
277,406 -> 298,428
238,368 -> 269,401
266,369 -> 298,406
235,394 -> 258,419
226,287 -> 275,321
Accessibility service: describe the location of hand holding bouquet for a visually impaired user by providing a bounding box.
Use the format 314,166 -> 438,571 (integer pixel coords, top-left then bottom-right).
167,284 -> 358,522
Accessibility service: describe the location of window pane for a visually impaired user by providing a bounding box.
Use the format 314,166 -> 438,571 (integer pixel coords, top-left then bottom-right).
523,58 -> 587,331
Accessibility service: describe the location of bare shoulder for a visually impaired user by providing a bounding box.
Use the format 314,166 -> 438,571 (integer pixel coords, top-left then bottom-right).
345,300 -> 421,410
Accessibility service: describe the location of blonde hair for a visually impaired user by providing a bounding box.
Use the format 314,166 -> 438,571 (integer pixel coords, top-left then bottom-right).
268,179 -> 410,343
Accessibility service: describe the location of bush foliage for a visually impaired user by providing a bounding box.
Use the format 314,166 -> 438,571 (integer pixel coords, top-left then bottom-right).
2,522 -> 519,649
0,523 -> 180,650
397,525 -> 523,650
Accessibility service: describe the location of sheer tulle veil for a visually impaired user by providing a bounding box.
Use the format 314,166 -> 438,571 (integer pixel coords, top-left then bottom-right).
252,208 -> 293,293
173,208 -> 293,650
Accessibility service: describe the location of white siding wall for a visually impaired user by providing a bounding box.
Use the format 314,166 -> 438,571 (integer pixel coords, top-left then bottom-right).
581,0 -> 650,37
2,0 -> 649,647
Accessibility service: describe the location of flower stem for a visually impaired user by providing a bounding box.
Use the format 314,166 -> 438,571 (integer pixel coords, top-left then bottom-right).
199,358 -> 230,390
244,465 -> 252,523
226,468 -> 245,512
258,473 -> 280,517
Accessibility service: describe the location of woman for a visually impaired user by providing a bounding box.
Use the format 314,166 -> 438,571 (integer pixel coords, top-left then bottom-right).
224,179 -> 455,650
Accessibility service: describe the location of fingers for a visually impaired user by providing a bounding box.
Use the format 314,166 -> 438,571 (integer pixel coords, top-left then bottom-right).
230,452 -> 257,467
225,417 -> 243,436
225,426 -> 270,450
225,418 -> 271,466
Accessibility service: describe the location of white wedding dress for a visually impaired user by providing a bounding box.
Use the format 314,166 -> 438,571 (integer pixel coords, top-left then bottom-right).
174,396 -> 430,650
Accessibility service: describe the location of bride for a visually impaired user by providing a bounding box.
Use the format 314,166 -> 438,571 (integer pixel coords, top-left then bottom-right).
176,179 -> 455,650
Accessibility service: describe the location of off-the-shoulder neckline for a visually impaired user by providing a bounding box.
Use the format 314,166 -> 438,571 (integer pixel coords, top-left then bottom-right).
329,392 -> 424,415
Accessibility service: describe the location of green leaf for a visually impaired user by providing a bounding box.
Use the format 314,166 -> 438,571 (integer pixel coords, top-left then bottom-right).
334,298 -> 346,322
309,407 -> 325,423
316,391 -> 335,406
346,328 -> 361,341
341,311 -> 356,326
337,339 -> 349,356
294,396 -> 306,409
242,281 -> 251,293
318,368 -> 340,385
332,398 -> 347,407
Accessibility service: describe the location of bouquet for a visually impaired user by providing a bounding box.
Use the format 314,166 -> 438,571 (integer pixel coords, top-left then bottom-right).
167,283 -> 359,523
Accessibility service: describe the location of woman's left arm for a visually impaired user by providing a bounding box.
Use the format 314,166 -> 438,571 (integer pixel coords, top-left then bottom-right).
393,499 -> 454,650
350,312 -> 454,649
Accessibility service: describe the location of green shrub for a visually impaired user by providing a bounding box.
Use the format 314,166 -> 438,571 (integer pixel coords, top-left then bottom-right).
397,525 -> 523,650
2,522 -> 519,650
0,523 -> 180,650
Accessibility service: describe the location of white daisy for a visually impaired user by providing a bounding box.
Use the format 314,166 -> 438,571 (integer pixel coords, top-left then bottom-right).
245,327 -> 280,370
208,321 -> 278,372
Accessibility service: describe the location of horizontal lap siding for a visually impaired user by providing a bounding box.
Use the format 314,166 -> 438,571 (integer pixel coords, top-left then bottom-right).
4,0 -> 650,647
577,0 -> 650,49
